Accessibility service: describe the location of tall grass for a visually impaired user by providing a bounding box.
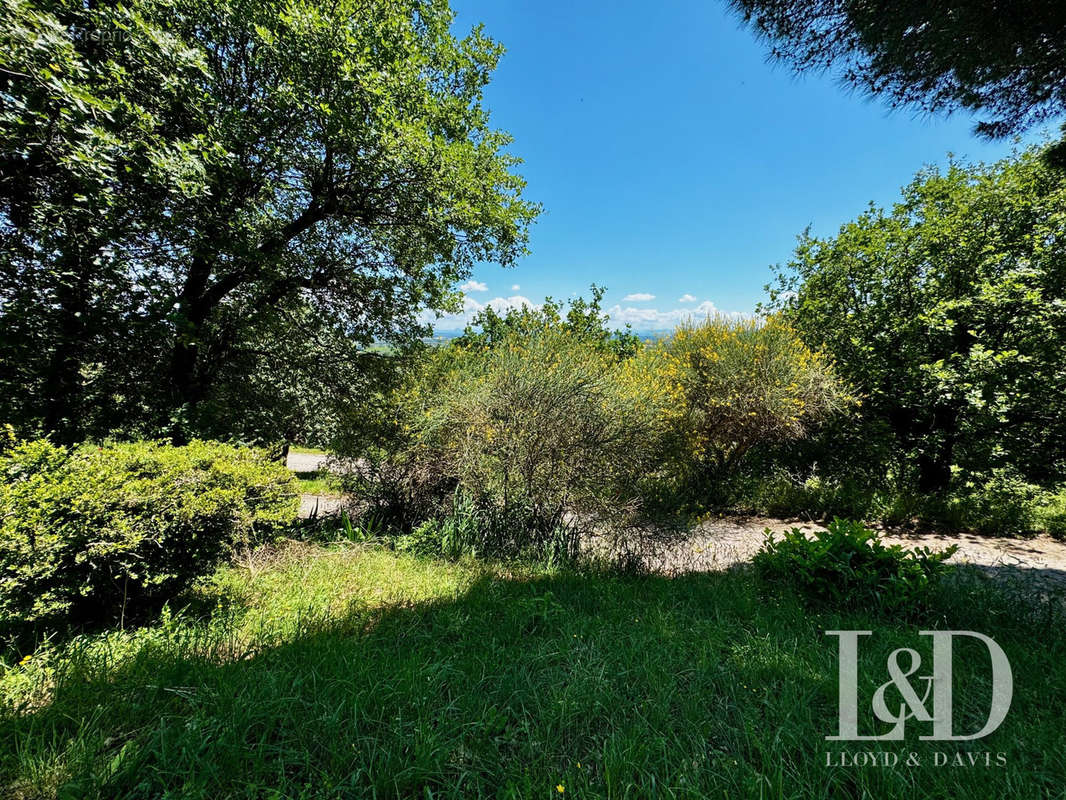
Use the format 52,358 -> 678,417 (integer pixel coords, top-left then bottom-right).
2,543 -> 1064,798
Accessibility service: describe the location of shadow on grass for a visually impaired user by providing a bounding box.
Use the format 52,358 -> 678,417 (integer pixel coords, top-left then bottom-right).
293,470 -> 327,481
2,560 -> 1066,799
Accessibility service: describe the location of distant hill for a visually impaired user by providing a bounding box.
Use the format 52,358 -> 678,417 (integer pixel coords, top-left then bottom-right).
423,329 -> 673,345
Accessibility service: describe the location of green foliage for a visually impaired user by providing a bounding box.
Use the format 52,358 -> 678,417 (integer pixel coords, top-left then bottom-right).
940,468 -> 1047,536
654,315 -> 848,501
452,285 -> 642,358
418,330 -> 668,549
768,147 -> 1066,494
753,519 -> 957,610
340,306 -> 852,541
0,0 -> 213,440
396,491 -> 577,562
0,0 -> 537,444
729,466 -> 1066,538
292,470 -> 341,496
1038,489 -> 1066,540
338,304 -> 671,555
733,470 -> 890,522
730,0 -> 1066,138
0,439 -> 297,630
426,334 -> 663,509
398,494 -> 493,559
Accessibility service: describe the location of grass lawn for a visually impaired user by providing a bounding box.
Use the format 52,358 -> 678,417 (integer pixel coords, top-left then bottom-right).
293,470 -> 342,496
2,544 -> 1064,798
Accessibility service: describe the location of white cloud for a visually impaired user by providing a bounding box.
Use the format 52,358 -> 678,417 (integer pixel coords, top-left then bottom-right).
678,293 -> 697,303
511,284 -> 521,291
605,300 -> 746,329
622,292 -> 656,302
459,280 -> 488,292
486,294 -> 536,313
423,294 -> 537,331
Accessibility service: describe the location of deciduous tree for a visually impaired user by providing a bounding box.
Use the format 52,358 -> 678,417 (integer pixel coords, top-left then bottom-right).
766,147 -> 1066,491
0,0 -> 537,443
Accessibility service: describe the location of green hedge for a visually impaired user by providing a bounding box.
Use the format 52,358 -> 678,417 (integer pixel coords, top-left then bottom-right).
1,438 -> 297,630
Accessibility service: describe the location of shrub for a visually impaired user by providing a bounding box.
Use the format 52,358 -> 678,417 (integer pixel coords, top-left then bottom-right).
659,315 -> 849,486
742,470 -> 882,521
452,285 -> 642,359
940,468 -> 1046,536
0,439 -> 297,630
395,491 -> 578,562
1037,489 -> 1066,539
338,447 -> 458,535
340,325 -> 673,559
722,461 -> 1059,536
333,287 -> 653,535
753,518 -> 957,610
418,330 -> 672,554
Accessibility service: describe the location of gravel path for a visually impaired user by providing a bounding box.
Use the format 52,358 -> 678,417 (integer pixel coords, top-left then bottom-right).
286,451 -> 344,518
286,451 -> 330,473
641,516 -> 1066,590
298,494 -> 345,518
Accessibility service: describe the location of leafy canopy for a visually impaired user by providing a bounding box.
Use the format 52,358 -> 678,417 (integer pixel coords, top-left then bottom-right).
0,0 -> 537,443
729,0 -> 1066,138
451,285 -> 643,359
766,145 -> 1066,491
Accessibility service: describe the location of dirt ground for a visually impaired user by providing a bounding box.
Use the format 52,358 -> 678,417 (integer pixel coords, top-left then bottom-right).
640,516 -> 1066,590
286,451 -> 330,473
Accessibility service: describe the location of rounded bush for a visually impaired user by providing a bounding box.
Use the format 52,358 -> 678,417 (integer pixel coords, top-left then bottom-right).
0,439 -> 298,630
753,518 -> 957,610
660,315 -> 848,474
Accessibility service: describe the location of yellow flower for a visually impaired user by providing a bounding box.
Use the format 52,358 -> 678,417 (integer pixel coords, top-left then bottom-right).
19,655 -> 31,665
556,785 -> 565,794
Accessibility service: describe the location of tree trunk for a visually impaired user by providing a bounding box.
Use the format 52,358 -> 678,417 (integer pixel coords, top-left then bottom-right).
165,198 -> 330,441
168,297 -> 212,443
42,248 -> 91,443
914,405 -> 960,494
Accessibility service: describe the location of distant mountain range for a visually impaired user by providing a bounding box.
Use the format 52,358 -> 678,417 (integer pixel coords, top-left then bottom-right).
424,329 -> 674,343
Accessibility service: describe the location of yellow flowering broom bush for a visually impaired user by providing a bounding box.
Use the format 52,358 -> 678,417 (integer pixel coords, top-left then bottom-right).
657,314 -> 849,479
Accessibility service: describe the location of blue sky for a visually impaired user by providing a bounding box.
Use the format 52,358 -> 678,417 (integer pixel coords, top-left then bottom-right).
431,0 -> 1048,330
